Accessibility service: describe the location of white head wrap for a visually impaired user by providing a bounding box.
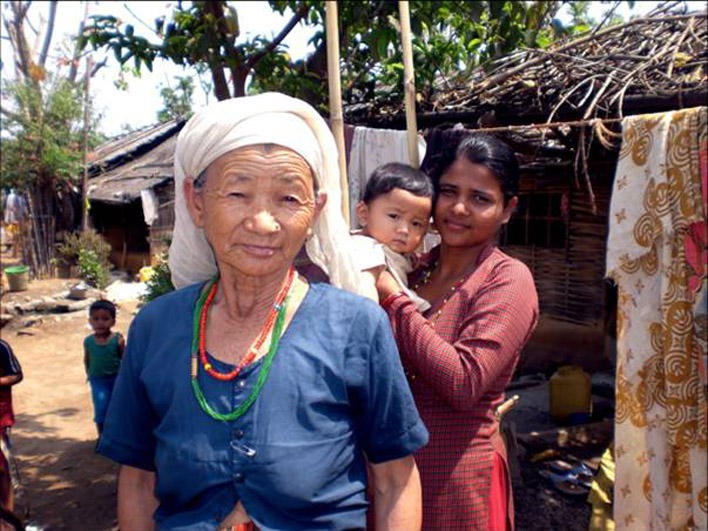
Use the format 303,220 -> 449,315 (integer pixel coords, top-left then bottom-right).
168,92 -> 366,296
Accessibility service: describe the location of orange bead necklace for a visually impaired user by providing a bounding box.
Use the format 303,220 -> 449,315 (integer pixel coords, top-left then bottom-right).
198,267 -> 296,381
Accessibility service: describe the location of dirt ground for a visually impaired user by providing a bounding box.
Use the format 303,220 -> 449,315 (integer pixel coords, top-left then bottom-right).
1,273 -> 138,531
1,273 -> 606,530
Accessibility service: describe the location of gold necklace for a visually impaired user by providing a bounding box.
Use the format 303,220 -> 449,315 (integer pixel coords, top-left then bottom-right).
415,260 -> 475,322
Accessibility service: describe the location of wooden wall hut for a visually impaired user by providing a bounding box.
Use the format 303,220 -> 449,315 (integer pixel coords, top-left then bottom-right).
344,10 -> 707,373
87,120 -> 184,274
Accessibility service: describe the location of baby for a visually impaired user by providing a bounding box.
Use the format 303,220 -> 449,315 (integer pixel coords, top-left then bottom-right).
352,162 -> 433,311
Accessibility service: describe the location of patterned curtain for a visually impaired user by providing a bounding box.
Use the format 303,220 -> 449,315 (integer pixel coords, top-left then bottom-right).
607,107 -> 707,529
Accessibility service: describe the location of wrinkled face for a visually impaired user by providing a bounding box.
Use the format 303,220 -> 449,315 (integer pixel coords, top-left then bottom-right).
434,157 -> 517,249
356,188 -> 431,254
89,309 -> 115,335
185,145 -> 326,278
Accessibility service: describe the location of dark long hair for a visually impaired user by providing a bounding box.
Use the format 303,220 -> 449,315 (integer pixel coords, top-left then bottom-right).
425,133 -> 519,205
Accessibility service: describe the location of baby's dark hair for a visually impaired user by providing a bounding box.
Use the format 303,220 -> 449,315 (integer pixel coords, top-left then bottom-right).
362,163 -> 433,204
89,299 -> 116,319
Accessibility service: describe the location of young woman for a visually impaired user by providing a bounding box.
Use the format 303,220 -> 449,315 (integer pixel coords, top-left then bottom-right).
377,134 -> 539,530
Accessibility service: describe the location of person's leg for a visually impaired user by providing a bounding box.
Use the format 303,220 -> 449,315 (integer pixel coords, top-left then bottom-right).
89,378 -> 110,437
0,431 -> 12,515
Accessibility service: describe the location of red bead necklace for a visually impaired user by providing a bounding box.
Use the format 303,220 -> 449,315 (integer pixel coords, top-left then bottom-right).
198,267 -> 296,381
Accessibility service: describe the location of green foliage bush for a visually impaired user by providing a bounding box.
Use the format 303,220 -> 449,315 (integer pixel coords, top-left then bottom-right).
77,248 -> 109,289
140,254 -> 175,304
56,229 -> 111,266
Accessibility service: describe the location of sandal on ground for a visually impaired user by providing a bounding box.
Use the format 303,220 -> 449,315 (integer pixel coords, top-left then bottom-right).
539,469 -> 593,491
549,460 -> 595,478
552,478 -> 590,496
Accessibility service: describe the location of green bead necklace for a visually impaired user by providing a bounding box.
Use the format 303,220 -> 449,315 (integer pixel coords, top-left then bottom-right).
190,278 -> 290,422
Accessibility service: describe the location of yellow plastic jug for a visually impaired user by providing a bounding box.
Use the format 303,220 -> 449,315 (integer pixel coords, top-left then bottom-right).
139,266 -> 155,283
549,365 -> 592,423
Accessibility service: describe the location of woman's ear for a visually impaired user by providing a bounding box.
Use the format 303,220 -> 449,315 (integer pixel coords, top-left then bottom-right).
355,201 -> 369,228
501,196 -> 518,225
312,190 -> 328,224
184,178 -> 206,228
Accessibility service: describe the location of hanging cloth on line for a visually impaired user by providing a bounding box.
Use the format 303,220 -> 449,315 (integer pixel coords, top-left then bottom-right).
347,126 -> 426,226
606,106 -> 707,530
140,189 -> 159,227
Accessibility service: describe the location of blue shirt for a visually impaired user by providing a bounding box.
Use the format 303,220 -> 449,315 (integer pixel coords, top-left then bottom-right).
98,282 -> 428,530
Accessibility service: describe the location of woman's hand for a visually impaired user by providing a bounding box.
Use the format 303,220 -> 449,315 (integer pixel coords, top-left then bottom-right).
375,270 -> 402,301
219,500 -> 251,528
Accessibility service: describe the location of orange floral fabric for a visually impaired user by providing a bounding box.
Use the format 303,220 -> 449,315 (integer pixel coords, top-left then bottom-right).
607,107 -> 707,529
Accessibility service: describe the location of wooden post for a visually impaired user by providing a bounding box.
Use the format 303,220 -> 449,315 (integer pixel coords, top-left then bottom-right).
81,56 -> 92,231
325,0 -> 350,225
399,1 -> 419,168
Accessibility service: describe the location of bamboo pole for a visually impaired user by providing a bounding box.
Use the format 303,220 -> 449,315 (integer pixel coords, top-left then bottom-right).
325,1 -> 350,225
399,1 -> 419,168
81,56 -> 92,231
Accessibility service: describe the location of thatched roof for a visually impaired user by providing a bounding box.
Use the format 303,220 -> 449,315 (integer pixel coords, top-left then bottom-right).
88,119 -> 184,177
88,120 -> 183,204
346,11 -> 707,128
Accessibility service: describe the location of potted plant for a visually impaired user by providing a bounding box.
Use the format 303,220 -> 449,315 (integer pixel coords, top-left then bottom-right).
50,257 -> 73,279
54,230 -> 111,281
54,233 -> 81,278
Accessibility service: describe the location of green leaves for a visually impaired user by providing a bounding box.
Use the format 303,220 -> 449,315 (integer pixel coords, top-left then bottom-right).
157,76 -> 194,123
79,0 -> 623,112
0,74 -> 91,191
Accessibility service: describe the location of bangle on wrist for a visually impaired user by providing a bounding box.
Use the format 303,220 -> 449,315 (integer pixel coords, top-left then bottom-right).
381,291 -> 405,309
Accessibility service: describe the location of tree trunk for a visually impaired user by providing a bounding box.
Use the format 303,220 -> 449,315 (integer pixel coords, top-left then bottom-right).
209,62 -> 232,100
68,2 -> 89,83
38,0 -> 58,68
233,70 -> 247,97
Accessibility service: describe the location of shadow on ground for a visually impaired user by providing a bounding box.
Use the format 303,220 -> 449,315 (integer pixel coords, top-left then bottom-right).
12,410 -> 118,531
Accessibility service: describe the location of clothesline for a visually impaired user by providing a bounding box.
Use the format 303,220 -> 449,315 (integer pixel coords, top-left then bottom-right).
459,116 -> 624,135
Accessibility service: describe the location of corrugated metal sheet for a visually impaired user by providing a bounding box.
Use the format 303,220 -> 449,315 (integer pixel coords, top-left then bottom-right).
88,135 -> 177,204
88,119 -> 182,174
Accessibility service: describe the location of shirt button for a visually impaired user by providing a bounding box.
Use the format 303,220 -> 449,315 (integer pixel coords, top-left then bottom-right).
237,379 -> 246,388
233,429 -> 244,439
234,472 -> 244,483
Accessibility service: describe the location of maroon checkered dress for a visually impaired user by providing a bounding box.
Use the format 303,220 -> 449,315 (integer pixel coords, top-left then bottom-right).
383,245 -> 538,530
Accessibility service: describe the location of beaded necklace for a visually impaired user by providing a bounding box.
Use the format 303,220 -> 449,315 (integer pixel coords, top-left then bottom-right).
197,267 -> 295,381
413,260 -> 475,322
190,268 -> 295,422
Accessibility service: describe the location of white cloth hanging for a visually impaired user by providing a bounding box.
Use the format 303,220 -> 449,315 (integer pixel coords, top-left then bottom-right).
347,127 -> 426,226
140,189 -> 159,226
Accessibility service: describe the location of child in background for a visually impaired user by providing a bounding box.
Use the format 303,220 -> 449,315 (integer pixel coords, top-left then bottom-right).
352,162 -> 433,310
84,300 -> 124,436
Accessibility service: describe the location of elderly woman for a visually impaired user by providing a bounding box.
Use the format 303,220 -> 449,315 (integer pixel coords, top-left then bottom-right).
98,93 -> 428,530
376,134 -> 539,530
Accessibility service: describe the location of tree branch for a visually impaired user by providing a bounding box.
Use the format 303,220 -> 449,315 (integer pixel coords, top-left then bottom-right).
590,0 -> 622,38
243,3 -> 309,73
90,57 -> 107,77
68,1 -> 89,83
0,106 -> 25,123
203,1 -> 240,98
38,0 -> 57,68
8,2 -> 34,82
122,2 -> 159,35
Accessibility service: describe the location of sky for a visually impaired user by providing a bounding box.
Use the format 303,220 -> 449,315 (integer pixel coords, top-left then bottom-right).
0,1 -> 315,136
1,1 -> 704,138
